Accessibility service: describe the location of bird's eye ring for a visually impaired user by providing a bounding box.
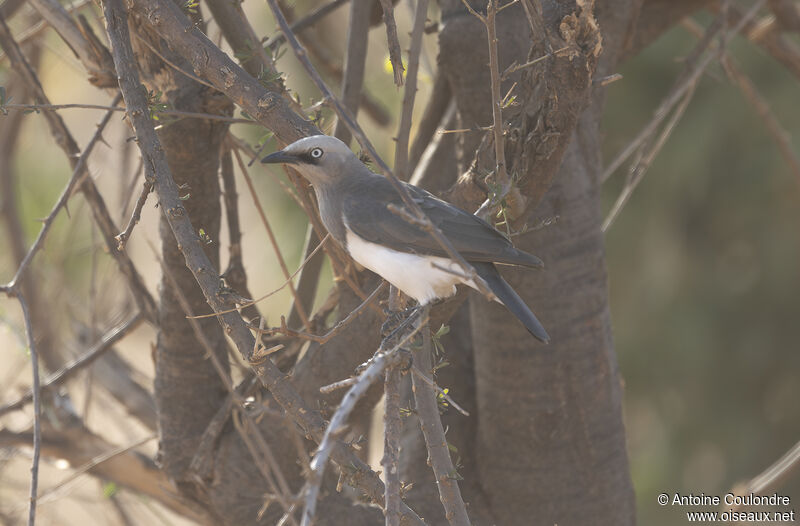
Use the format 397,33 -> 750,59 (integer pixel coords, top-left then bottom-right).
310,147 -> 323,159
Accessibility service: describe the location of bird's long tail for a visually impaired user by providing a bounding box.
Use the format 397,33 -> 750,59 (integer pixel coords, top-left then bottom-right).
473,262 -> 550,343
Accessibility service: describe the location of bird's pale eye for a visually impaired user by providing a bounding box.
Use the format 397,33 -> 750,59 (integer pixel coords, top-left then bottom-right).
310,147 -> 323,159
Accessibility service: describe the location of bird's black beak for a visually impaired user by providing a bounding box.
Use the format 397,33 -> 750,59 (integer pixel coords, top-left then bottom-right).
261,150 -> 299,165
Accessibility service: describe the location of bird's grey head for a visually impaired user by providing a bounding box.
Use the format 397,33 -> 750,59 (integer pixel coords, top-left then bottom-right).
261,135 -> 358,186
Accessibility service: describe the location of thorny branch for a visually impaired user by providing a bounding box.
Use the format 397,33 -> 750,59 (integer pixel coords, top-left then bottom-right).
18,295 -> 41,526
232,146 -> 312,329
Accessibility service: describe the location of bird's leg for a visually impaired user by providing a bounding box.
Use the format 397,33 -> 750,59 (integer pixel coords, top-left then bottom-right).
381,304 -> 420,339
381,304 -> 423,347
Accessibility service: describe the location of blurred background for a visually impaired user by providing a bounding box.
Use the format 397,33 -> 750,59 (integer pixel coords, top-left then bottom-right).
0,2 -> 798,525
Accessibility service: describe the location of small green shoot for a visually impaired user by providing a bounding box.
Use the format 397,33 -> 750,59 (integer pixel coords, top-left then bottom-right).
183,0 -> 199,14
146,90 -> 168,120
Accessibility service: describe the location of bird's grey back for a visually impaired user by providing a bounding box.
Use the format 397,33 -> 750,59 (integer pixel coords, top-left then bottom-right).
336,172 -> 543,268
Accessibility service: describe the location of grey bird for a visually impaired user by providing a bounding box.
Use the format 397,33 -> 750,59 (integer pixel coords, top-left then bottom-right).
262,135 -> 549,343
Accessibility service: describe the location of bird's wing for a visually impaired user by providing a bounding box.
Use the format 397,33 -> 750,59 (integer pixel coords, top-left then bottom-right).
343,177 -> 543,268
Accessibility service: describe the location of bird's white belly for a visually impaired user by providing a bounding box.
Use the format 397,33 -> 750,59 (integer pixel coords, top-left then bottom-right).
345,230 -> 464,305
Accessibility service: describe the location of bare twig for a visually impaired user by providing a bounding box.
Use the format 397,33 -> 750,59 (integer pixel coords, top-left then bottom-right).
285,228 -> 325,332
132,32 -> 220,91
409,73 -> 451,173
717,3 -> 800,83
0,102 -> 257,124
264,0 -> 349,51
219,146 -> 262,323
383,285 -> 404,526
319,377 -> 357,394
729,440 -> 800,512
3,94 -> 122,290
232,147 -> 311,329
231,410 -> 299,525
679,17 -> 800,188
410,101 -> 457,190
602,80 -> 698,232
501,45 -> 569,80
0,425 -> 204,521
37,434 -> 156,503
720,55 -> 800,187
28,0 -> 116,87
411,307 -> 470,526
265,0 -> 391,128
394,0 -> 430,181
250,281 -> 386,345
768,0 -> 800,32
188,232 -> 330,320
332,0 -> 370,144
0,312 -> 144,418
378,0 -> 405,86
265,0 -> 497,302
302,313 -> 426,526
602,2 -> 766,183
411,367 -> 469,417
18,296 -> 41,526
0,0 -> 93,64
116,179 -> 153,250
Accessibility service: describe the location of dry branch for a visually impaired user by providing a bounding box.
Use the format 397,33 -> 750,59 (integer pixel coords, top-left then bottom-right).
28,0 -> 116,86
232,147 -> 311,329
0,424 -> 206,522
0,313 -> 144,417
18,296 -> 40,526
394,0 -> 430,181
378,0 -> 405,85
332,0 -> 370,144
721,56 -> 800,188
729,440 -> 800,512
601,2 -> 766,184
